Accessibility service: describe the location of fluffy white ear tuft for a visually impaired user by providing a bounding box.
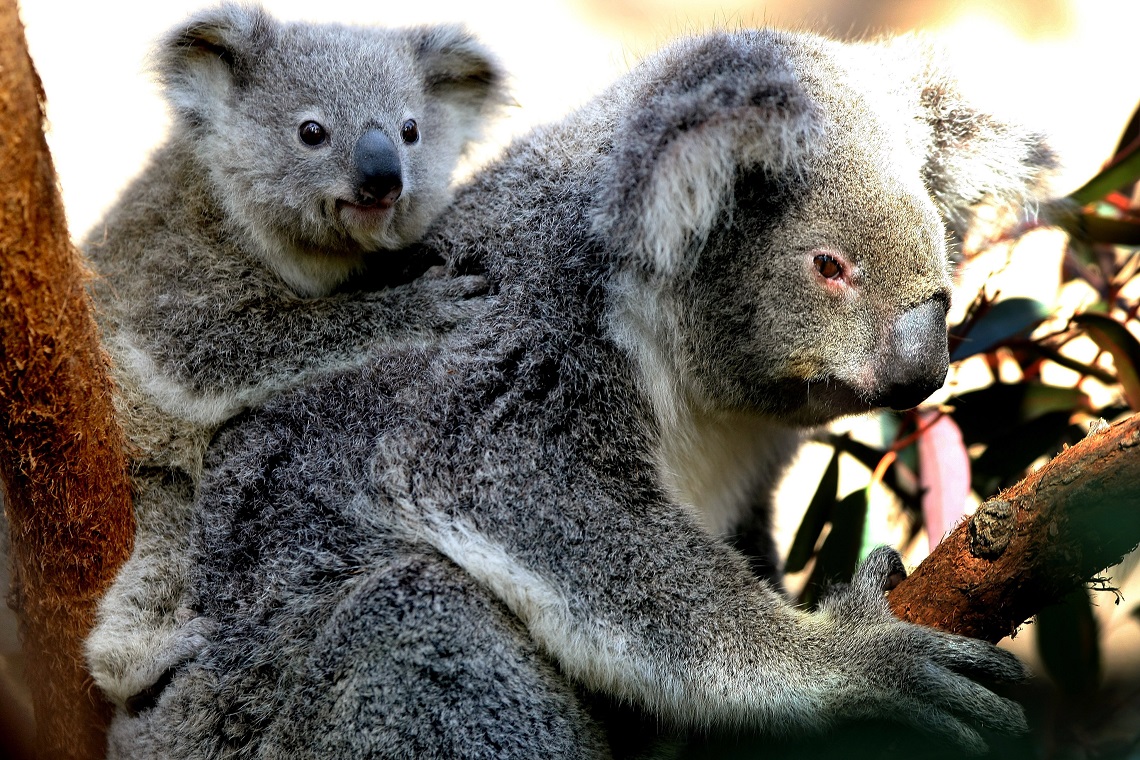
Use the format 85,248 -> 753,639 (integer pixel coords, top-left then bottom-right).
153,3 -> 276,129
885,35 -> 1058,240
592,31 -> 821,277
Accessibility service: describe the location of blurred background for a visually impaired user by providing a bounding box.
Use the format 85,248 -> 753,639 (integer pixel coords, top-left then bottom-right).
6,0 -> 1140,756
16,0 -> 1140,238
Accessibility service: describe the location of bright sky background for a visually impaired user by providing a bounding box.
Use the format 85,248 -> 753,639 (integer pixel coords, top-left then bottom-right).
18,0 -> 1140,241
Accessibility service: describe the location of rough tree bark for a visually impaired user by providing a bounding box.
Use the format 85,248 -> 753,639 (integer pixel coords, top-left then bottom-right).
890,414 -> 1140,643
0,1 -> 135,758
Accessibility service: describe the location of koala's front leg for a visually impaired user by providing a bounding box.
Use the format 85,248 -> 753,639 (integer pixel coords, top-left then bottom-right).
124,269 -> 489,423
429,489 -> 1026,752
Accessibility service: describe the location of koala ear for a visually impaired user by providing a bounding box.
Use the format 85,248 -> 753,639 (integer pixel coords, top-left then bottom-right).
592,32 -> 821,277
892,37 -> 1058,241
413,25 -> 508,135
154,3 -> 277,127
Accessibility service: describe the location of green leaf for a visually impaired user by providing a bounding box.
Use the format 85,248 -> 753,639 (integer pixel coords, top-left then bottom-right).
1036,588 -> 1101,697
1062,237 -> 1109,296
785,449 -> 840,573
1068,139 -> 1140,206
1110,103 -> 1140,159
825,433 -> 919,510
1072,313 -> 1140,410
799,490 -> 868,609
971,411 -> 1076,497
1078,214 -> 1140,246
1023,386 -> 1092,420
949,298 -> 1052,363
1020,342 -> 1118,385
951,383 -> 1089,446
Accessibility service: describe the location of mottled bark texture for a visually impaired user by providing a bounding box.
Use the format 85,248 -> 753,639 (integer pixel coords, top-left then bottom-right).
890,414 -> 1140,643
0,1 -> 135,757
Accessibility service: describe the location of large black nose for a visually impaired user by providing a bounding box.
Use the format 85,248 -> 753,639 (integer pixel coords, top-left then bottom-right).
353,129 -> 402,208
870,298 -> 949,411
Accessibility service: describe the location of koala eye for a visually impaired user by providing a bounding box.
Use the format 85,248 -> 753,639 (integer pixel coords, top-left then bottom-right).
401,119 -> 419,144
814,253 -> 843,280
299,121 -> 327,146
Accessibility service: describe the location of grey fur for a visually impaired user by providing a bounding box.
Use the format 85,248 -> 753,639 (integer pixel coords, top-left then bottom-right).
82,2 -> 505,707
108,28 -> 1054,757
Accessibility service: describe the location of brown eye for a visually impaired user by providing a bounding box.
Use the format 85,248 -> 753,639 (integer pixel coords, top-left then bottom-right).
814,253 -> 842,280
401,119 -> 419,144
299,121 -> 326,146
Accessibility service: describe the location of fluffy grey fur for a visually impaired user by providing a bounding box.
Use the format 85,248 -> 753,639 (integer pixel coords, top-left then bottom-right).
82,3 -> 505,708
107,28 -> 1054,757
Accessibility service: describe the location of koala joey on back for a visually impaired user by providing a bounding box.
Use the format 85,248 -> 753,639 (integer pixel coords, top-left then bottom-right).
83,2 -> 505,709
111,28 -> 1054,758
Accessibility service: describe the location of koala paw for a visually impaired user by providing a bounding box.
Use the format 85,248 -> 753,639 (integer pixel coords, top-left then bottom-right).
423,271 -> 492,300
818,546 -> 1028,754
412,272 -> 492,329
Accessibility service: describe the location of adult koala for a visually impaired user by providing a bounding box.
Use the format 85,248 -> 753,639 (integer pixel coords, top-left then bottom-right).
109,28 -> 1053,758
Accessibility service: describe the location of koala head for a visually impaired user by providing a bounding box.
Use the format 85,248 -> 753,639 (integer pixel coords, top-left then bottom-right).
156,3 -> 506,295
597,30 -> 1054,427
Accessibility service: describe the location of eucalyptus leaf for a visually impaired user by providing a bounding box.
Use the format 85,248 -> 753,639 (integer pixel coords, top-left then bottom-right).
949,298 -> 1052,363
1079,214 -> 1140,246
1073,312 -> 1140,410
799,490 -> 868,609
952,383 -> 1089,446
971,412 -> 1076,497
1068,139 -> 1140,207
785,450 -> 840,573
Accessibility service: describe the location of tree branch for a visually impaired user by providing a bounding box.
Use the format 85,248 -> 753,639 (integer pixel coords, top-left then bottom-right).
889,414 -> 1140,643
0,1 -> 135,757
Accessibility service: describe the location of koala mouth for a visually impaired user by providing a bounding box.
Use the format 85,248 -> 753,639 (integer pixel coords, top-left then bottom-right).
335,198 -> 398,234
337,197 -> 397,215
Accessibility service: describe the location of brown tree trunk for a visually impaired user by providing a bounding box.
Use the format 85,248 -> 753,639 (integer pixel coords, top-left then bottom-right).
0,1 -> 135,757
890,414 -> 1140,643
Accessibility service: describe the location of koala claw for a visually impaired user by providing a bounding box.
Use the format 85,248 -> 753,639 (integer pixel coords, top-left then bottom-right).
819,546 -> 904,622
902,659 -> 1028,753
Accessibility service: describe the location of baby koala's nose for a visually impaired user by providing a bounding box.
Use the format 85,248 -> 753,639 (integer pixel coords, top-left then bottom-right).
353,129 -> 403,208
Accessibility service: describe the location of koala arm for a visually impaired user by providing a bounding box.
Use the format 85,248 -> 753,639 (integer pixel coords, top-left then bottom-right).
118,268 -> 487,424
424,461 -> 1025,751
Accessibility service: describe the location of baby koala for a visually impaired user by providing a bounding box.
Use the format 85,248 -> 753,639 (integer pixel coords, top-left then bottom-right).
82,2 -> 506,711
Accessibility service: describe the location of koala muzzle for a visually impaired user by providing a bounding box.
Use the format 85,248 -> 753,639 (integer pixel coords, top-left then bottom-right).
353,129 -> 403,209
870,297 -> 949,411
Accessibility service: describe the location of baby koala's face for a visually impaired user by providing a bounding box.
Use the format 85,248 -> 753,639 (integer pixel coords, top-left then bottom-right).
212,23 -> 457,259
156,5 -> 504,294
